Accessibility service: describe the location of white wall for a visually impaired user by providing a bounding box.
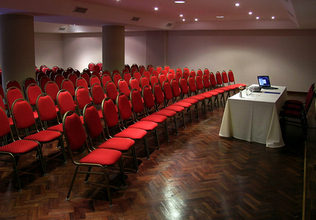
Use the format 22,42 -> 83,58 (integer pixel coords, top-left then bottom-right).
33,29 -> 316,92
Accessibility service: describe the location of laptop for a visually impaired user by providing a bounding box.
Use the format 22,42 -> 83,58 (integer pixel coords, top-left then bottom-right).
257,76 -> 278,90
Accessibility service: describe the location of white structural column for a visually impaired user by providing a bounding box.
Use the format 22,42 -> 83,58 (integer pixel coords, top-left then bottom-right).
102,25 -> 125,73
0,14 -> 35,88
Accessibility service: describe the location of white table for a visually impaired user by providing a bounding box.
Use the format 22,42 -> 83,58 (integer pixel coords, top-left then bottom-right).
219,85 -> 287,148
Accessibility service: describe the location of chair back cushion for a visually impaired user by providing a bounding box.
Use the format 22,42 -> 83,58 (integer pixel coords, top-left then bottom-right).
64,112 -> 86,150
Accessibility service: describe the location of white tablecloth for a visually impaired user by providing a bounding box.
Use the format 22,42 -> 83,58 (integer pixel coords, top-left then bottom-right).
219,85 -> 287,148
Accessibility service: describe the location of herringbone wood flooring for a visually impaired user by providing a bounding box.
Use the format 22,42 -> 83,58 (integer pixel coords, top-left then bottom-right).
1,92 -> 313,220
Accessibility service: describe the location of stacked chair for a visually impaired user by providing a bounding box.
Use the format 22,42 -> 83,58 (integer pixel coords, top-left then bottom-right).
0,64 -> 247,206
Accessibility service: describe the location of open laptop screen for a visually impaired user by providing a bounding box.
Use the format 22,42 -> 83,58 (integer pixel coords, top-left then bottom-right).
257,76 -> 271,87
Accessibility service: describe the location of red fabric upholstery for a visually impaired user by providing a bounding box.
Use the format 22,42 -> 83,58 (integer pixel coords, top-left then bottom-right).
57,90 -> 76,115
91,83 -> 106,105
75,87 -> 91,110
0,139 -> 39,154
64,112 -> 87,150
24,130 -> 61,142
98,138 -> 135,151
102,98 -> 119,128
114,127 -> 147,139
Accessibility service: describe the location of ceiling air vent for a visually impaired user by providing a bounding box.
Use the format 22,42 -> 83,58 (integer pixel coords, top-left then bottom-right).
73,6 -> 88,13
59,27 -> 66,31
131,17 -> 140,22
166,23 -> 173,27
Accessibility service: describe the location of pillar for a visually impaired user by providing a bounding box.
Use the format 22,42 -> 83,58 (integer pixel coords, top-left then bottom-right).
0,14 -> 35,88
102,25 -> 125,73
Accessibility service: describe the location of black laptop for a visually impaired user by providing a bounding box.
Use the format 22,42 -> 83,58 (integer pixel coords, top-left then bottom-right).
257,76 -> 278,90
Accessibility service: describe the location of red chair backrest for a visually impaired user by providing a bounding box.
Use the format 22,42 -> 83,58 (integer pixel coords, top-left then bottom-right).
36,94 -> 58,121
76,77 -> 89,91
91,83 -> 105,105
90,75 -> 101,87
23,77 -> 37,92
129,77 -> 141,92
153,83 -> 165,105
40,76 -> 51,92
195,75 -> 204,90
102,98 -> 119,128
171,79 -> 181,98
215,71 -> 223,85
142,86 -> 155,109
116,93 -> 133,120
57,90 -> 76,115
75,87 -> 91,110
142,70 -> 151,81
45,81 -> 59,102
0,106 -> 11,137
83,104 -> 103,139
118,79 -> 131,97
197,69 -> 203,77
130,89 -> 144,114
26,83 -> 42,106
123,73 -> 132,84
140,76 -> 150,89
105,81 -> 118,102
101,74 -> 112,90
54,74 -> 65,89
179,77 -> 189,95
158,73 -> 167,87
203,73 -> 211,89
12,99 -> 35,129
68,73 -> 78,87
6,87 -> 24,111
133,72 -> 142,82
222,71 -> 229,84
113,73 -> 122,86
188,76 -> 197,93
162,81 -> 173,102
61,79 -> 75,97
209,72 -> 217,87
6,80 -> 22,91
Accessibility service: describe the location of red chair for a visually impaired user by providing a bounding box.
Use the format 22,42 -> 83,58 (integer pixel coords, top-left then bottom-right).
221,70 -> 239,92
283,83 -> 315,110
150,75 -> 159,87
227,70 -> 246,88
68,73 -> 78,88
61,79 -> 75,99
62,110 -> 125,206
57,90 -> 82,123
23,77 -> 37,95
210,72 -> 226,107
0,95 -> 13,126
195,75 -> 214,111
140,75 -> 150,89
190,70 -> 196,78
202,73 -> 220,109
117,79 -> 131,97
36,93 -> 63,133
152,70 -> 159,78
76,77 -> 89,92
158,73 -> 167,87
197,69 -> 203,77
25,83 -> 42,107
83,103 -> 138,172
183,69 -> 190,81
80,72 -> 90,86
142,70 -> 151,81
133,71 -> 142,82
6,80 -> 22,91
5,86 -> 24,116
187,76 -> 207,114
101,74 -> 112,90
156,66 -> 162,74
117,93 -> 160,148
215,71 -> 232,99
88,62 -> 95,71
131,88 -> 169,143
113,73 -> 122,86
54,74 -> 65,90
105,81 -> 119,103
91,83 -> 107,108
90,75 -> 101,88
0,107 -> 46,190
44,81 -> 59,103
129,77 -> 142,92
101,97 -> 150,159
75,86 -> 93,115
123,72 -> 132,84
39,76 -> 51,92
12,99 -> 67,163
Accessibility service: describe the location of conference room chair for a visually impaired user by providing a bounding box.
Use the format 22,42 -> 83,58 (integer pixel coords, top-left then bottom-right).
56,89 -> 83,124
76,76 -> 89,92
0,95 -> 13,126
90,75 -> 101,88
62,110 -> 125,206
195,75 -> 214,111
73,69 -> 81,77
102,97 -> 150,159
112,73 -> 122,86
6,80 -> 22,91
74,86 -> 94,116
221,70 -> 239,93
283,83 -> 315,110
102,70 -> 111,76
23,77 -> 37,96
0,106 -> 46,191
280,90 -> 314,136
130,88 -> 169,144
105,81 -> 119,104
129,77 -> 142,92
133,71 -> 142,83
36,71 -> 46,84
202,73 -> 220,108
197,69 -> 203,78
61,79 -> 76,100
227,70 -> 247,88
209,72 -> 226,107
158,73 -> 168,87
82,68 -> 91,76
162,81 -> 190,127
151,70 -> 159,78
116,93 -> 159,148
142,70 -> 151,81
91,83 -> 107,109
123,72 -> 132,84
175,70 -> 182,82
91,71 -> 101,81
156,66 -> 162,74
0,84 -> 5,101
164,65 -> 170,73
5,86 -> 24,117
131,68 -> 138,76
153,83 -> 185,133
83,103 -> 138,172
54,74 -> 65,90
190,70 -> 196,78
167,72 -> 175,83
183,69 -> 190,81
80,72 -> 91,86
183,67 -> 190,75
148,66 -> 154,74
150,75 -> 159,87
38,76 -> 51,92
26,83 -> 42,107
88,62 -> 96,71
215,71 -> 231,100
187,76 -> 207,115
117,79 -> 131,97
12,99 -> 67,163
68,73 -> 78,88
139,65 -> 146,75
140,75 -> 151,90
44,81 -> 60,107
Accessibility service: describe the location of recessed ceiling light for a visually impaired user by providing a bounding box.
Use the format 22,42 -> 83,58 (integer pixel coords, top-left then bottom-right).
248,12 -> 253,15
235,3 -> 240,7
216,15 -> 225,19
256,16 -> 260,19
271,16 -> 275,19
180,14 -> 183,17
195,18 -> 198,21
154,7 -> 158,11
182,18 -> 185,21
175,0 -> 185,3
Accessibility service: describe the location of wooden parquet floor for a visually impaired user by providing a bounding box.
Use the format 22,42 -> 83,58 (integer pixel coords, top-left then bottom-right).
0,92 -> 313,220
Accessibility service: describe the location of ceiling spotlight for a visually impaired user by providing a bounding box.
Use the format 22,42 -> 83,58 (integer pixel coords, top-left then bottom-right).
235,3 -> 240,7
216,15 -> 225,19
175,0 -> 185,3
256,16 -> 260,20
180,14 -> 183,17
182,18 -> 185,21
195,18 -> 198,21
248,12 -> 253,15
154,7 -> 158,11
271,16 -> 275,19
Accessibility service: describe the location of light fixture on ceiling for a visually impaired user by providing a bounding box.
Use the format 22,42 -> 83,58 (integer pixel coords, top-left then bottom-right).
195,18 -> 198,21
182,18 -> 185,21
175,0 -> 185,3
154,7 -> 158,11
256,16 -> 260,20
248,12 -> 253,15
271,16 -> 275,19
216,15 -> 225,19
180,14 -> 183,17
235,3 -> 240,7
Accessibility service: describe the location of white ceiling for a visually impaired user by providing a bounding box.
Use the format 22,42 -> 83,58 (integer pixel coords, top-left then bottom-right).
0,0 -> 315,33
